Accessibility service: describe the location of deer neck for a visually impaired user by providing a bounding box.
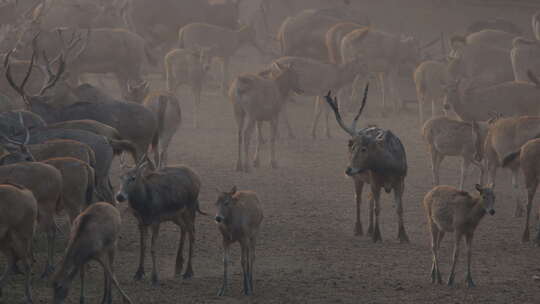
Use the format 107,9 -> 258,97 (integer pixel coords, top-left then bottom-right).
466,196 -> 486,226
274,74 -> 292,98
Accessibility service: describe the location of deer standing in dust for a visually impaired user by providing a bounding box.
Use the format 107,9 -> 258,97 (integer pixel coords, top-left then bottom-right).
215,186 -> 263,296
424,184 -> 495,288
324,84 -> 409,243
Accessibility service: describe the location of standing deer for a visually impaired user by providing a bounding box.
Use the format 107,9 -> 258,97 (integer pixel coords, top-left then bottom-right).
115,158 -> 204,285
424,184 -> 495,287
422,117 -> 488,189
178,22 -> 259,95
414,60 -> 449,124
502,138 -> 540,244
163,47 -> 209,128
324,85 -> 409,243
229,62 -> 302,172
533,11 -> 540,41
0,183 -> 37,304
215,186 -> 263,296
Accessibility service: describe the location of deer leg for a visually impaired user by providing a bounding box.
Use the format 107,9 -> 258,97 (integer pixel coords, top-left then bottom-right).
431,150 -> 444,186
367,193 -> 374,236
22,256 -> 33,304
134,224 -> 148,281
377,73 -> 387,115
270,118 -> 279,169
183,219 -> 195,279
447,231 -> 462,286
353,178 -> 364,236
371,186 -> 383,243
417,91 -> 425,124
249,237 -> 256,294
98,253 -> 133,304
80,265 -> 86,304
281,102 -> 295,139
253,121 -> 263,168
99,264 -> 111,304
464,233 -> 475,288
217,240 -> 230,296
324,100 -> 331,139
192,85 -> 201,128
311,96 -> 323,139
235,109 -> 245,172
459,158 -> 471,191
150,223 -> 161,286
429,222 -> 442,284
387,70 -> 400,113
175,223 -> 186,276
523,182 -> 538,243
257,120 -> 266,145
240,240 -> 251,295
512,169 -> 524,217
243,119 -> 256,172
221,57 -> 230,96
394,181 -> 409,243
0,250 -> 15,298
42,217 -> 56,278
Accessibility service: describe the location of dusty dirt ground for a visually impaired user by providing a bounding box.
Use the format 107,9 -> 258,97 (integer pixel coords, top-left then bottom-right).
3,71 -> 540,303
3,1 -> 540,301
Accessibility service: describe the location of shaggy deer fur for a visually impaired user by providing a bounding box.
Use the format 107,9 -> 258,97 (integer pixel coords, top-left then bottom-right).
215,186 -> 263,296
424,184 -> 495,287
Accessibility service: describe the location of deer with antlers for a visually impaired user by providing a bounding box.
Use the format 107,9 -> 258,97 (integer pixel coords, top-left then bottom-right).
324,84 -> 409,243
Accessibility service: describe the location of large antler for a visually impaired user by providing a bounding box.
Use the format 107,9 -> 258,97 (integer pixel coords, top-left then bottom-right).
323,83 -> 369,137
3,34 -> 39,104
38,49 -> 65,95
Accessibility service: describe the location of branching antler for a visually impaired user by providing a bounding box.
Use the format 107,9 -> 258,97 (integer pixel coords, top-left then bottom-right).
39,49 -> 65,95
3,34 -> 39,105
323,83 -> 369,137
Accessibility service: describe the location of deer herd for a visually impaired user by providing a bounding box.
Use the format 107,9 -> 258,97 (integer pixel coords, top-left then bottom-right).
0,0 -> 539,302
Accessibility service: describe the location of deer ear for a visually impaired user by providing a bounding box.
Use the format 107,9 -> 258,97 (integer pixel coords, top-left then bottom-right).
474,184 -> 483,193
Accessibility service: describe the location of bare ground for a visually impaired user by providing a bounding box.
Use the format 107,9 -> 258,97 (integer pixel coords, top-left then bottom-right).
2,72 -> 540,303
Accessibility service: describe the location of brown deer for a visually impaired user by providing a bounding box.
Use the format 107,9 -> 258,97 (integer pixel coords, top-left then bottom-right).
52,202 -> 133,304
115,157 -> 205,285
215,186 -> 263,296
424,184 -> 495,287
0,183 -> 37,304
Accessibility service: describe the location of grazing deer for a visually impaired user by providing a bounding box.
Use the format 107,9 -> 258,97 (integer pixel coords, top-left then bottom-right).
502,138 -> 540,244
0,183 -> 37,304
215,186 -> 263,296
116,158 -> 204,285
424,184 -> 495,287
229,62 -> 302,172
422,116 -> 488,189
324,85 -> 409,243
0,160 -> 62,278
52,202 -> 133,304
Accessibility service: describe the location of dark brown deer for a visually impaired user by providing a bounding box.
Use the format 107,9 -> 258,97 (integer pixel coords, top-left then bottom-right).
324,84 -> 409,243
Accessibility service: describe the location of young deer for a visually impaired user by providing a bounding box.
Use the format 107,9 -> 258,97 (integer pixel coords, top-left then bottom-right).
424,184 -> 495,288
52,202 -> 133,304
215,186 -> 263,296
0,183 -> 37,304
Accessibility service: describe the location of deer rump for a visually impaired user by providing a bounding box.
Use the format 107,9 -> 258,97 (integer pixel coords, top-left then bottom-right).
359,127 -> 408,177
